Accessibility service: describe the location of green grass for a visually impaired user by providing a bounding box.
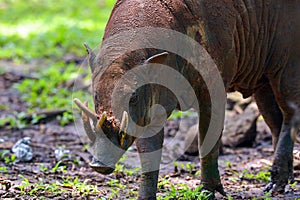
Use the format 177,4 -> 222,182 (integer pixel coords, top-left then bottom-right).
11,62 -> 92,125
158,178 -> 212,200
0,0 -> 115,61
17,174 -> 99,197
241,169 -> 271,183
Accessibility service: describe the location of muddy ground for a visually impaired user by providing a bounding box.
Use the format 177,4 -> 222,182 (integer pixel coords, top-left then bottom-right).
0,61 -> 299,199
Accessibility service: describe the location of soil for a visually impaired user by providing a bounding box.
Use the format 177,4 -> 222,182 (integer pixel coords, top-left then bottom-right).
0,61 -> 299,200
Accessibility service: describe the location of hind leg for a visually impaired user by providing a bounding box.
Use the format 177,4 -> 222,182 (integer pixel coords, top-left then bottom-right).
266,61 -> 300,193
254,82 -> 283,150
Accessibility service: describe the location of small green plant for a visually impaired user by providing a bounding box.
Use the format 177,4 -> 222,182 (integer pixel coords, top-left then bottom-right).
4,153 -> 16,164
0,150 -> 9,160
0,112 -> 28,129
83,144 -> 90,152
0,150 -> 16,164
241,169 -> 270,183
1,149 -> 17,164
18,174 -> 30,195
17,175 -> 99,197
0,104 -> 7,110
253,171 -> 271,183
30,113 -> 46,124
128,188 -> 138,197
107,179 -> 126,199
225,160 -> 232,168
124,167 -> 141,176
173,162 -> 179,168
27,178 -> 45,197
289,180 -> 297,189
168,110 -> 194,120
109,188 -> 120,199
72,157 -> 81,166
44,182 -> 64,194
62,176 -> 99,196
57,111 -> 74,126
186,162 -> 195,173
173,162 -> 197,175
39,164 -> 48,172
158,177 -> 171,190
158,182 -> 212,200
114,155 -> 141,176
17,176 -> 66,196
0,166 -> 8,172
195,169 -> 201,176
107,179 -> 126,189
51,160 -> 67,173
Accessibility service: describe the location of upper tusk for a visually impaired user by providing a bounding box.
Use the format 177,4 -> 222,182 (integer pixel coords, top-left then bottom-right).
119,111 -> 129,134
119,111 -> 129,147
74,98 -> 98,124
96,112 -> 107,132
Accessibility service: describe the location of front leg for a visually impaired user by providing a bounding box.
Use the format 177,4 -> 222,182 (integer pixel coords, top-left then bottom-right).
136,130 -> 164,200
199,105 -> 226,196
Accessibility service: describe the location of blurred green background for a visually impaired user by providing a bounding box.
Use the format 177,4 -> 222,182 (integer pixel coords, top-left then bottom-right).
0,0 -> 115,61
0,0 -> 116,127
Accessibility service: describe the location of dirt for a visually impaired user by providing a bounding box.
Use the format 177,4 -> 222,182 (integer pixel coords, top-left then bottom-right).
0,61 -> 300,199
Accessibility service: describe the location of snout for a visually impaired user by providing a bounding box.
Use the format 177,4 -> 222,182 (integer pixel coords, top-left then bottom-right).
89,157 -> 115,175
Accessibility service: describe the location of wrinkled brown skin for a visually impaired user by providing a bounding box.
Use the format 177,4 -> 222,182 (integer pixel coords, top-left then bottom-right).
89,0 -> 300,199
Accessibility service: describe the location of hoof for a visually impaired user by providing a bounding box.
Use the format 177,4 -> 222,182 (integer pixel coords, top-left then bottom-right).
89,157 -> 115,175
264,175 -> 294,195
215,184 -> 227,196
202,182 -> 227,197
264,155 -> 294,194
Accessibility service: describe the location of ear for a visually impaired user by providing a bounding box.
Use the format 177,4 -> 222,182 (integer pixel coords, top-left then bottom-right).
83,43 -> 97,73
145,52 -> 168,64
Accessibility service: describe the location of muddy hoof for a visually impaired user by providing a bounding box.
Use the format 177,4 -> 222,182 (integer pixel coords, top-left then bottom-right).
264,174 -> 294,195
264,154 -> 294,194
89,158 -> 114,175
264,181 -> 285,194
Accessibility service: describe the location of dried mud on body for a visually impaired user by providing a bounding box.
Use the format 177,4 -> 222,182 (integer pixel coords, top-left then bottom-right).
0,61 -> 300,199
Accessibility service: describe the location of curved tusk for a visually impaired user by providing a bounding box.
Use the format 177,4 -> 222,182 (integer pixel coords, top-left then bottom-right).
82,101 -> 96,142
119,111 -> 129,147
95,112 -> 107,132
74,98 -> 98,125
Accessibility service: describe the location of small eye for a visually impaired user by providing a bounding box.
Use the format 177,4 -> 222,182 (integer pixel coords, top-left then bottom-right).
129,92 -> 139,105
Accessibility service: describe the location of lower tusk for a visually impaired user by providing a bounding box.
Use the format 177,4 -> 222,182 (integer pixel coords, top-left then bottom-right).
96,112 -> 107,131
119,111 -> 129,147
119,111 -> 129,134
82,102 -> 96,142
